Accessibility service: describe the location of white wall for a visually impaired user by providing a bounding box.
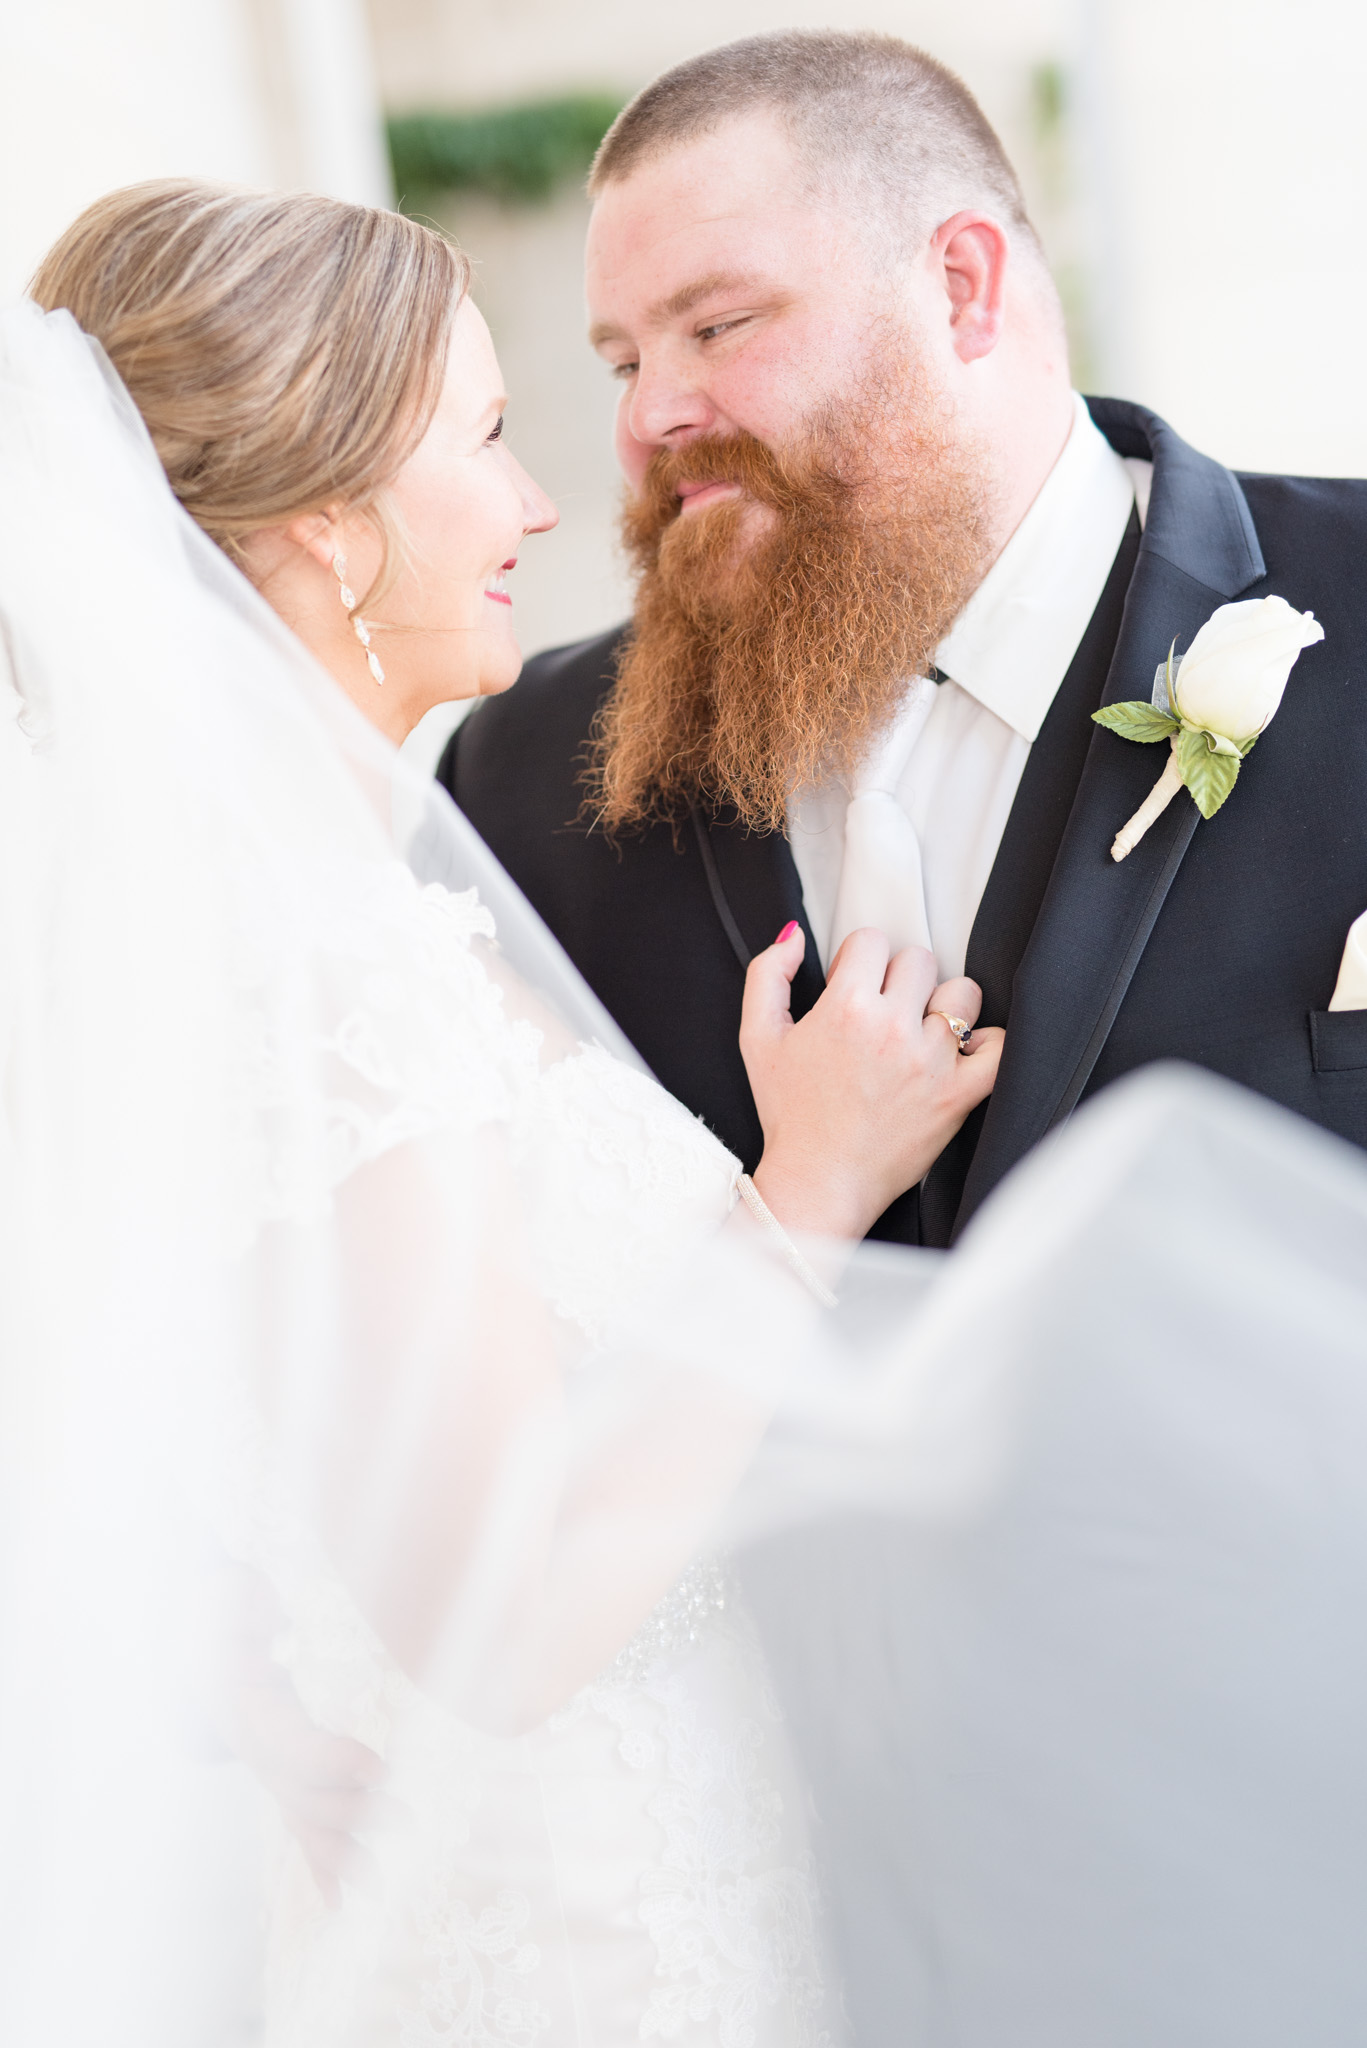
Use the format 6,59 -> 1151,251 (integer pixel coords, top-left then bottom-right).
0,0 -> 390,301
1080,0 -> 1367,475
372,1 -> 1072,185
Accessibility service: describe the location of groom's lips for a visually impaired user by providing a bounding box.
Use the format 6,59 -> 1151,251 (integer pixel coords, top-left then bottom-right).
676,479 -> 742,515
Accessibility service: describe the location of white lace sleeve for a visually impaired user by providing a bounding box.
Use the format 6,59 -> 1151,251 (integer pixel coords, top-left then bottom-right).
513,1044 -> 740,1338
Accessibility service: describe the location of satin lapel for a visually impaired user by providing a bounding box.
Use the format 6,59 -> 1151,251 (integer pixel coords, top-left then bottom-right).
702,813 -> 826,1021
955,402 -> 1266,1235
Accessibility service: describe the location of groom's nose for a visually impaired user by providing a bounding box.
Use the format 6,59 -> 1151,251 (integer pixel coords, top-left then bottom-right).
623,349 -> 721,455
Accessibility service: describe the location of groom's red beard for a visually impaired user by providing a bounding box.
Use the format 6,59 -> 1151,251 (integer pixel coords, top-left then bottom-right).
585,396 -> 990,835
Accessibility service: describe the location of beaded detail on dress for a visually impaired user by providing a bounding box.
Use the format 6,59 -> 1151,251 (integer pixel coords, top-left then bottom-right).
599,1557 -> 734,1690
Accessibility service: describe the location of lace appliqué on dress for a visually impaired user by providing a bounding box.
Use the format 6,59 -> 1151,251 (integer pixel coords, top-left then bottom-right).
397,1882 -> 551,2048
223,867 -> 544,1249
559,1574 -> 835,2048
515,1046 -> 739,1339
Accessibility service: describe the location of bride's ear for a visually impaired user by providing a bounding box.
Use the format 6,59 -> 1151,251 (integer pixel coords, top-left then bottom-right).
284,508 -> 347,570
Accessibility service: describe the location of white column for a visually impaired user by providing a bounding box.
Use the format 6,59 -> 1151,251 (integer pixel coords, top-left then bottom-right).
1,0 -> 389,301
249,0 -> 392,205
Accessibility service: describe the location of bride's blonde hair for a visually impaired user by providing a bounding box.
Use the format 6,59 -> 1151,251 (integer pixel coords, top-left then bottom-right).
31,179 -> 467,610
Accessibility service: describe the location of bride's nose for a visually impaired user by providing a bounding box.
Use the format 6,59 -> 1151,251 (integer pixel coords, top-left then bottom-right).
509,452 -> 558,535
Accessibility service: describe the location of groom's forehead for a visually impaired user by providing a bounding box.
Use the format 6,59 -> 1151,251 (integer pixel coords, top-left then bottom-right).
585,175 -> 852,335
590,110 -> 806,228
588,118 -> 841,258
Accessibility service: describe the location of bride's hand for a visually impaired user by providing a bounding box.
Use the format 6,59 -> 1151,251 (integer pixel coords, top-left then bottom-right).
739,922 -> 1004,1241
203,1564 -> 386,1907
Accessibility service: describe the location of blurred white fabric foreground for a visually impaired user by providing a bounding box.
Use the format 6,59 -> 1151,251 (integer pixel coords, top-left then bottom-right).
742,1066 -> 1367,2048
3,295 -> 1367,2048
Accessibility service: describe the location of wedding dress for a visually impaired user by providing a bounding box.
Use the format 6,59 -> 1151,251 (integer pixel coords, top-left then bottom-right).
8,298 -> 1367,2048
212,893 -> 839,2048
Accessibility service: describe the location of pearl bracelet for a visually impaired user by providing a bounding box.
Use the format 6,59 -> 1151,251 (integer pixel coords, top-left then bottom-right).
735,1174 -> 839,1310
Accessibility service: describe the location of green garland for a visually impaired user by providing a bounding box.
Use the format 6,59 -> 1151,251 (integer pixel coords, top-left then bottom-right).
388,95 -> 625,206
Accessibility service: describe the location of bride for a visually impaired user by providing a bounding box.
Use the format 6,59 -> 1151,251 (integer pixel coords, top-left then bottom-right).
3,181 -> 998,2046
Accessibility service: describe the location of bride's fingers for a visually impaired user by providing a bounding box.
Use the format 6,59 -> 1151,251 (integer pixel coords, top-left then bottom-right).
924,975 -> 983,1031
237,1682 -> 381,1787
740,920 -> 805,1055
877,942 -> 939,1013
955,1024 -> 1004,1104
292,1823 -> 383,1912
275,1772 -> 400,1835
826,925 -> 891,990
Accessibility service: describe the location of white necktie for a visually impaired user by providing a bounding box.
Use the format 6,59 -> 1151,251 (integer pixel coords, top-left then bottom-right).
828,674 -> 938,966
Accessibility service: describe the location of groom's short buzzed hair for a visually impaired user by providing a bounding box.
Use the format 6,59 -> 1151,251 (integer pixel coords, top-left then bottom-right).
589,30 -> 1041,266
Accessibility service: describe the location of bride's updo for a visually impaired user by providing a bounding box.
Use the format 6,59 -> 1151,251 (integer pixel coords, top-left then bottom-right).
31,180 -> 467,604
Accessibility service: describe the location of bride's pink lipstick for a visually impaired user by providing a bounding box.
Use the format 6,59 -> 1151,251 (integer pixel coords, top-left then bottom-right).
485,557 -> 517,606
676,479 -> 742,516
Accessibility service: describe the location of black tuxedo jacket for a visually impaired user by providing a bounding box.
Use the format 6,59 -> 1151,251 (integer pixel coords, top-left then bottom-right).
440,399 -> 1367,1244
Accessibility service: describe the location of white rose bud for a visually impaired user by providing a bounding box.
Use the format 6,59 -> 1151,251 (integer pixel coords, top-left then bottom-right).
1172,595 -> 1324,743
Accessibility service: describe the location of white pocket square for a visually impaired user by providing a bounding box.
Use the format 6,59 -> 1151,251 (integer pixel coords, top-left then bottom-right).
1329,907 -> 1367,1011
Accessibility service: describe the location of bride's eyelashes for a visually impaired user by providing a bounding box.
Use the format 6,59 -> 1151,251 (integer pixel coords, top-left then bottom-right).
486,414 -> 505,443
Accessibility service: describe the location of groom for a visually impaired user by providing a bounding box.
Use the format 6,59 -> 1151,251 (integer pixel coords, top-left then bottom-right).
439,30 -> 1367,1245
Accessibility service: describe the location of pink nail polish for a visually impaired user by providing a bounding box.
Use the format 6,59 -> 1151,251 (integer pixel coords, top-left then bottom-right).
776,920 -> 799,943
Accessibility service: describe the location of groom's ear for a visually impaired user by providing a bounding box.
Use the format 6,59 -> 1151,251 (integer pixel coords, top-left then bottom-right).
930,210 -> 1009,364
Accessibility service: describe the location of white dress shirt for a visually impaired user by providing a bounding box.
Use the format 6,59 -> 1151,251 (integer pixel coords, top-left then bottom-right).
789,393 -> 1152,979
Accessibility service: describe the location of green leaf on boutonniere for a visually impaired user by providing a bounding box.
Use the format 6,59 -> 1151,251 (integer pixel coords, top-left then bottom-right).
1091,701 -> 1181,743
1176,725 -> 1241,818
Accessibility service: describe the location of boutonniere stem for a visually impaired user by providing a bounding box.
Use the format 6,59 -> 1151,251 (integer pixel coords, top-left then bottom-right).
1093,596 -> 1323,862
1110,742 -> 1184,861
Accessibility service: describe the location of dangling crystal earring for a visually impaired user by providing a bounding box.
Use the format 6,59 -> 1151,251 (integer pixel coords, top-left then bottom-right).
332,551 -> 385,685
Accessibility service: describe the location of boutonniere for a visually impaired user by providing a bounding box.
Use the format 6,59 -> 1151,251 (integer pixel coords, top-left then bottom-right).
1092,596 -> 1324,861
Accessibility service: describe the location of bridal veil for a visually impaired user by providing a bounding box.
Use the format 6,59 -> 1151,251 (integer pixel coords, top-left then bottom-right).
4,300 -> 1367,2047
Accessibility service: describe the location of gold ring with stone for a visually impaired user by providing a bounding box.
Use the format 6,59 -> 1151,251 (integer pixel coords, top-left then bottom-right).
929,1011 -> 973,1052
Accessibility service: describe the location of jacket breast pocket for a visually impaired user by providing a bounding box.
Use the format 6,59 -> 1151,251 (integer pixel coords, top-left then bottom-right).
1309,1008 -> 1367,1074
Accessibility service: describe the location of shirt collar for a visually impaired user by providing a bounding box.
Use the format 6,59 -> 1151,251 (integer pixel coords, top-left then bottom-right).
934,392 -> 1137,743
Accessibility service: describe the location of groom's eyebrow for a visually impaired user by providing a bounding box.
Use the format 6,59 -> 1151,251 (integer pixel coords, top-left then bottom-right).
656,270 -> 770,319
589,271 -> 770,347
